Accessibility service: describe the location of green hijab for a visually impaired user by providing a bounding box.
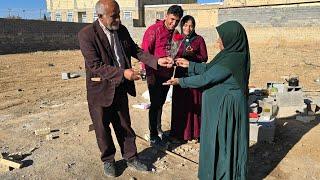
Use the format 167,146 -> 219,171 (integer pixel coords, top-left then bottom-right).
208,21 -> 250,95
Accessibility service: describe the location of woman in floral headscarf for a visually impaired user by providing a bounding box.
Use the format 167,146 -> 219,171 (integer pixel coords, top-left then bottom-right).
170,15 -> 208,143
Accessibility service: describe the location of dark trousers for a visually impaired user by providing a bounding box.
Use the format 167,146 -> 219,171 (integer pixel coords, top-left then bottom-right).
88,85 -> 137,163
148,76 -> 170,139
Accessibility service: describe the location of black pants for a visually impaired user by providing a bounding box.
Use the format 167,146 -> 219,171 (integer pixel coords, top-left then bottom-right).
148,76 -> 170,139
88,85 -> 137,163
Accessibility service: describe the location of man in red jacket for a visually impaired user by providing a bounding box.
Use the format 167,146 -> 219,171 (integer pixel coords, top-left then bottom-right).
78,0 -> 173,177
141,5 -> 184,147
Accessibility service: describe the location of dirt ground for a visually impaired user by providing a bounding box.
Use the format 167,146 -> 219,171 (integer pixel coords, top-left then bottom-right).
0,44 -> 319,180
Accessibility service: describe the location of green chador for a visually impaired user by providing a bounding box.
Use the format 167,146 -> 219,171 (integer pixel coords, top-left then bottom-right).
179,21 -> 251,180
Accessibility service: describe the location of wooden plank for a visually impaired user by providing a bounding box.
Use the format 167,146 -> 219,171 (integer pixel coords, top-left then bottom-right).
0,158 -> 22,169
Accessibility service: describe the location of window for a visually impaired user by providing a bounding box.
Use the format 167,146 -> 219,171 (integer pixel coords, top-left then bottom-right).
67,11 -> 73,22
78,12 -> 87,23
55,12 -> 61,21
156,11 -> 164,20
123,11 -> 132,20
82,13 -> 87,23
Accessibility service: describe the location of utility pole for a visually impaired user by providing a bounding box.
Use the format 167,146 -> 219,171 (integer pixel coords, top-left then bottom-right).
23,9 -> 25,19
40,9 -> 42,20
8,8 -> 12,17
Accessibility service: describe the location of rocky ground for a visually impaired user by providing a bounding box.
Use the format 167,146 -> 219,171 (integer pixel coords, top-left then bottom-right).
0,44 -> 319,179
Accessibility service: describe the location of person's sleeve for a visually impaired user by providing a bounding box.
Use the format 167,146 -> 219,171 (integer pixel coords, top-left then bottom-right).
78,30 -> 124,84
188,61 -> 207,76
141,26 -> 156,53
180,65 -> 232,89
127,27 -> 158,70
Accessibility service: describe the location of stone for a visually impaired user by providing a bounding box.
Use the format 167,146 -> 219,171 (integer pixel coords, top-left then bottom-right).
61,72 -> 70,80
88,124 -> 94,132
34,128 -> 51,136
296,115 -> 316,123
46,134 -> 54,140
69,73 -> 80,78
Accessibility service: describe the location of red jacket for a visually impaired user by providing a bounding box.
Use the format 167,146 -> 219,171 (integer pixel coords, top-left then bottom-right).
141,20 -> 174,82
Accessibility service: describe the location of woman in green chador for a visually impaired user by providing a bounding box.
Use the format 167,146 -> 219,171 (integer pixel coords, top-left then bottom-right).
164,21 -> 250,179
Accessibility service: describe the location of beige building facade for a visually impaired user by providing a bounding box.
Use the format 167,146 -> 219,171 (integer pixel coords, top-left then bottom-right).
46,0 -> 196,25
46,0 -> 319,27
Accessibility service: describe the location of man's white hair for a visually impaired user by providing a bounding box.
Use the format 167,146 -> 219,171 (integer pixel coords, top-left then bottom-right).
95,1 -> 105,15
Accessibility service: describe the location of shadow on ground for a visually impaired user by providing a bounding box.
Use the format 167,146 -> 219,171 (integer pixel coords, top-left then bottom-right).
248,114 -> 319,179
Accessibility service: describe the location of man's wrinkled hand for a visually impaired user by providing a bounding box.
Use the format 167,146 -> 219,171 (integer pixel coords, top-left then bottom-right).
175,58 -> 189,68
124,69 -> 141,81
158,57 -> 174,68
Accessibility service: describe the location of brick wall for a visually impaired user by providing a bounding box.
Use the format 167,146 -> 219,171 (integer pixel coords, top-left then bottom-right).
0,18 -> 89,55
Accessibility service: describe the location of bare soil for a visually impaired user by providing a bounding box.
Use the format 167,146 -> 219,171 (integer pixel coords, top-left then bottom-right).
0,44 -> 319,179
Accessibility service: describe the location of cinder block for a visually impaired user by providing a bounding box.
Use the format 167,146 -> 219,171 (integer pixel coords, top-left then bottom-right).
250,118 -> 276,143
45,134 -> 59,141
276,91 -> 304,107
34,127 -> 51,136
0,164 -> 10,172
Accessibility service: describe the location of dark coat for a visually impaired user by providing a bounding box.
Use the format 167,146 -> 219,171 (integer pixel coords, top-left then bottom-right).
78,20 -> 158,107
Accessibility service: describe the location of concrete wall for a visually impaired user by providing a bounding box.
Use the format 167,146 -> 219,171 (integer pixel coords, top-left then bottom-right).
0,18 -> 89,55
144,4 -> 220,27
218,3 -> 320,45
225,0 -> 319,7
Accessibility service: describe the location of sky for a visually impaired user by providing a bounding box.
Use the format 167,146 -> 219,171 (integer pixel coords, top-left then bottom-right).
0,0 -> 47,19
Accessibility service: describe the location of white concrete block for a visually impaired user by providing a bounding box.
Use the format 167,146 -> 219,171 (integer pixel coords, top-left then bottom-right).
250,118 -> 276,143
296,115 -> 316,123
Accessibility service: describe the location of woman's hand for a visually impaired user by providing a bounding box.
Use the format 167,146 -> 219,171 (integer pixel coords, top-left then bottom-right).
163,78 -> 179,86
175,58 -> 189,68
158,57 -> 174,68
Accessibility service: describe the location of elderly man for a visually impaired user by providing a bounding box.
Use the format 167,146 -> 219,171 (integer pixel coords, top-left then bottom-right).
78,0 -> 173,177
